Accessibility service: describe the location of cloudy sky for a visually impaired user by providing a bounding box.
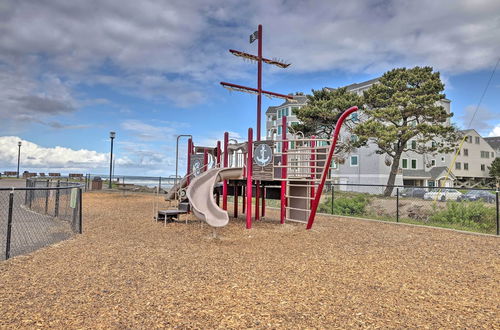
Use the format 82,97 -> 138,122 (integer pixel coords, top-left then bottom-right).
1,0 -> 499,176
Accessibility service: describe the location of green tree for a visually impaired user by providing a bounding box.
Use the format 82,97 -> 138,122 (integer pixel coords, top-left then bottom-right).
290,87 -> 363,140
353,66 -> 460,196
489,157 -> 500,187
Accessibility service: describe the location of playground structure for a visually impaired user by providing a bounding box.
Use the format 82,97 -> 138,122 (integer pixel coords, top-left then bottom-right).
163,106 -> 357,230
162,25 -> 359,229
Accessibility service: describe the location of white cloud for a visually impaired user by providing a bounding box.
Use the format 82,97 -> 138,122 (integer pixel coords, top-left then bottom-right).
460,105 -> 499,133
0,136 -> 109,173
488,124 -> 500,137
0,136 -> 179,175
120,119 -> 182,141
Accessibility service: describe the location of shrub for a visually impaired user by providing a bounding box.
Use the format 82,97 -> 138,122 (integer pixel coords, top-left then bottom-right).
318,194 -> 369,216
429,201 -> 496,231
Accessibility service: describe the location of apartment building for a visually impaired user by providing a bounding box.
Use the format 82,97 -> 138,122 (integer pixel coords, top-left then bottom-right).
448,129 -> 496,187
485,136 -> 500,156
265,78 -> 493,189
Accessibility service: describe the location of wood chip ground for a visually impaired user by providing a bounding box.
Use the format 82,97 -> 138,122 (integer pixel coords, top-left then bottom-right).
1,192 -> 499,328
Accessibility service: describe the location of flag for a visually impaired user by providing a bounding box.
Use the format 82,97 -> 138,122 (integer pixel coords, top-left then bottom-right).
249,31 -> 258,43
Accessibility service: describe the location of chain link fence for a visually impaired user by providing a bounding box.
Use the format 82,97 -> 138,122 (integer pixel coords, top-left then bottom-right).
318,183 -> 500,235
83,174 -> 177,193
1,178 -> 83,260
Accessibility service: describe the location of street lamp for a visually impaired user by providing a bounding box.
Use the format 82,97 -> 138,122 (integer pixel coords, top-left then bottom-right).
109,131 -> 116,189
17,141 -> 22,178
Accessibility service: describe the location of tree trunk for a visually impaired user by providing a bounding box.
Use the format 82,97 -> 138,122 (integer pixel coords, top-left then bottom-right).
383,152 -> 402,196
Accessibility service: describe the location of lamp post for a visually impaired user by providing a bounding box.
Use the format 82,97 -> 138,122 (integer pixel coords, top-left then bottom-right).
16,141 -> 22,178
109,131 -> 115,189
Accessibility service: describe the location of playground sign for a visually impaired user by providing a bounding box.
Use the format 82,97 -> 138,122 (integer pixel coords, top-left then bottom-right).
191,154 -> 204,177
253,141 -> 274,180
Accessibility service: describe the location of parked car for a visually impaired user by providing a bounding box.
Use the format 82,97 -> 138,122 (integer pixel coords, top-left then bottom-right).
457,190 -> 496,203
399,188 -> 427,198
423,188 -> 462,201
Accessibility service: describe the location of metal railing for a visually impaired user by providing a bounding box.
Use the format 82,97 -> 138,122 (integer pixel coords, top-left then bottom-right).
1,178 -> 83,260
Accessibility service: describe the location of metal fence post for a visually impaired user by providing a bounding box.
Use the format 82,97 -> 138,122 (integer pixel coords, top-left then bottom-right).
79,187 -> 83,234
396,187 -> 399,223
5,190 -> 14,260
331,184 -> 334,214
496,190 -> 499,236
55,180 -> 60,217
29,179 -> 34,209
45,179 -> 50,214
158,177 -> 162,191
24,179 -> 29,205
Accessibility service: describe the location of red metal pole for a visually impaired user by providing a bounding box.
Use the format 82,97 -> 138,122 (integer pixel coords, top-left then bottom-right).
280,115 -> 287,224
223,132 -> 229,210
261,185 -> 265,217
310,136 -> 316,209
203,148 -> 208,172
233,183 -> 238,218
246,128 -> 253,229
306,106 -> 358,229
186,138 -> 192,185
242,183 -> 246,214
257,24 -> 262,141
216,140 -> 221,205
216,141 -> 221,167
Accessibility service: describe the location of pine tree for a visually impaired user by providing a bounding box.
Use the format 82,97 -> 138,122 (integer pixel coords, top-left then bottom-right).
353,66 -> 460,196
489,157 -> 500,187
291,87 -> 363,140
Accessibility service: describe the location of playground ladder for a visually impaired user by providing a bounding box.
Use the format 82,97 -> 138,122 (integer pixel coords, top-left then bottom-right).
276,106 -> 358,228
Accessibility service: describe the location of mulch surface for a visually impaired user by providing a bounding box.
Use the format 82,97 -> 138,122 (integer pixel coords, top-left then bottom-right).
1,192 -> 499,328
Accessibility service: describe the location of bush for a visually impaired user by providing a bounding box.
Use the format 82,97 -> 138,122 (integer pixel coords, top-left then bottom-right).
319,194 -> 369,216
429,201 -> 496,231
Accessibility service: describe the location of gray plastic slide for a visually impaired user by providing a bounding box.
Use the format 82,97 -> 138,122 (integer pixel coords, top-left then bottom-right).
186,167 -> 244,227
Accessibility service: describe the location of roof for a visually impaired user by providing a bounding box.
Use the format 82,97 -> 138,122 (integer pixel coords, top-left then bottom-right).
402,166 -> 455,180
265,94 -> 307,114
402,169 -> 430,179
484,136 -> 500,151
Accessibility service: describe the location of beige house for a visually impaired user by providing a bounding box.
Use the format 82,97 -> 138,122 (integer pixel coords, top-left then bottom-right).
447,129 -> 496,187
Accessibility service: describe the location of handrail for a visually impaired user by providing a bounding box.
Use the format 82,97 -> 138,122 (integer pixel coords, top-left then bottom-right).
306,106 -> 358,229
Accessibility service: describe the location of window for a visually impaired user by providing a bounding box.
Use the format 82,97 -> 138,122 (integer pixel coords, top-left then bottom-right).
464,163 -> 469,171
411,159 -> 417,169
481,164 -> 486,171
276,142 -> 281,153
480,151 -> 490,158
431,159 -> 436,166
402,159 -> 408,169
428,180 -> 435,187
441,157 -> 445,162
467,135 -> 472,143
475,136 -> 480,144
492,152 -> 495,158
350,155 -> 359,166
455,162 -> 461,170
464,148 -> 468,156
350,134 -> 358,143
277,109 -> 282,119
277,126 -> 282,135
331,160 -> 338,169
291,106 -> 298,115
431,141 -> 436,148
350,113 -> 359,122
411,141 -> 417,149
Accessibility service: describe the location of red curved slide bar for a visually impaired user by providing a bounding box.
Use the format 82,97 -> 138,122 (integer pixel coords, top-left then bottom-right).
306,106 -> 359,229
